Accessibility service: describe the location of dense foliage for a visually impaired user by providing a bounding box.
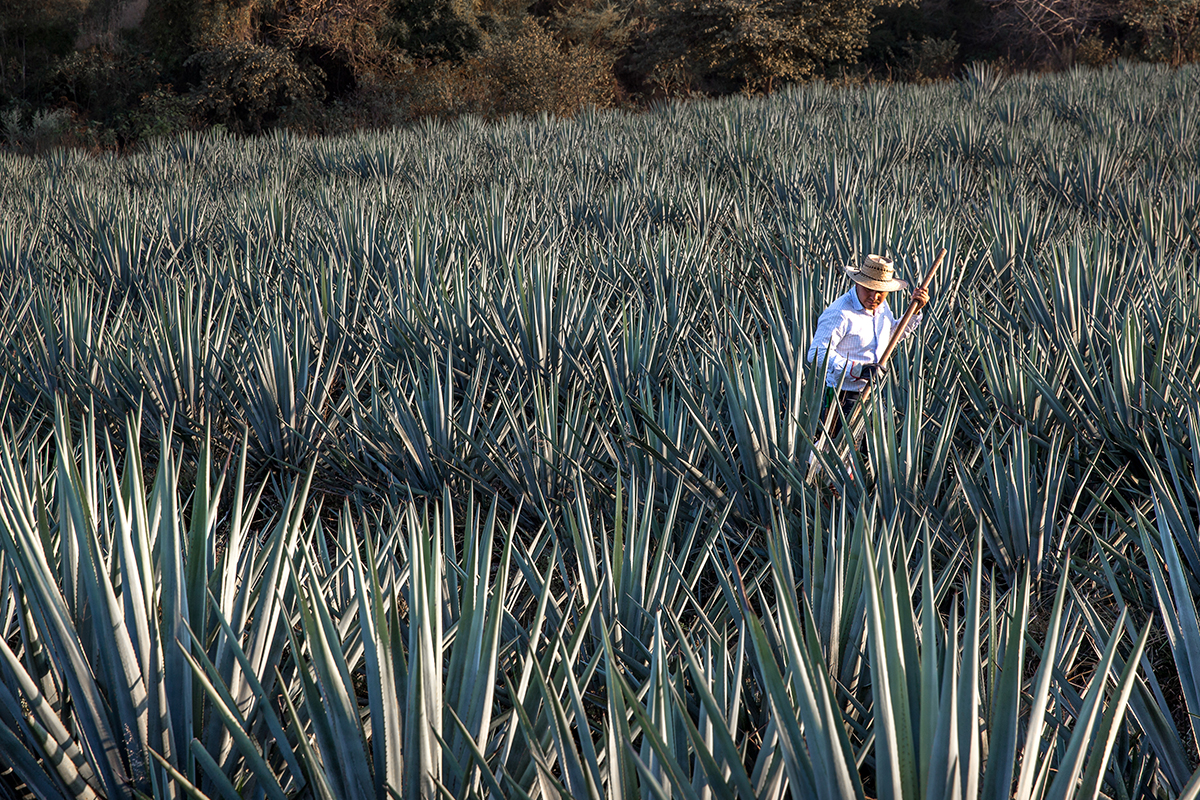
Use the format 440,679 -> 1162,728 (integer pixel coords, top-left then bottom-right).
2,62 -> 1200,799
3,0 -> 1200,148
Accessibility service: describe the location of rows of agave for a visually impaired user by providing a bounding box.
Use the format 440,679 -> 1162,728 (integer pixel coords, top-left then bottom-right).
1,61 -> 1199,799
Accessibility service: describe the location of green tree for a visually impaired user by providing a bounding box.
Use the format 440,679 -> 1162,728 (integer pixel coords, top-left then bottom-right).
384,0 -> 484,60
141,0 -> 200,68
0,0 -> 87,101
141,0 -> 273,70
186,40 -> 318,130
275,0 -> 405,94
1121,0 -> 1200,61
545,0 -> 636,53
641,0 -> 908,93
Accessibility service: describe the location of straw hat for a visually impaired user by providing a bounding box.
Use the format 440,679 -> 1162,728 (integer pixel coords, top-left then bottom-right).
843,254 -> 909,292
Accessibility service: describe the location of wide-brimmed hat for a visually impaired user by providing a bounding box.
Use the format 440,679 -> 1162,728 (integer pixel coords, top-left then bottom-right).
842,254 -> 909,292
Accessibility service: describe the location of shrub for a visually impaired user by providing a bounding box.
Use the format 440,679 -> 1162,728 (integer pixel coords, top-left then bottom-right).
51,47 -> 163,124
0,105 -> 73,151
1074,32 -> 1118,64
129,85 -> 195,139
638,0 -> 908,94
547,0 -> 636,54
396,58 -> 495,118
395,18 -> 617,119
901,34 -> 961,79
478,17 -> 618,115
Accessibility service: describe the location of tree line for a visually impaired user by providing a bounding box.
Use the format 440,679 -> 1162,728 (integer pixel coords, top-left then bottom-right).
1,0 -> 1197,148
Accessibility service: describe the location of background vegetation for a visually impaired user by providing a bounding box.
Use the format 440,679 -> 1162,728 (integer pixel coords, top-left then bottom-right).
1,62 -> 1200,799
2,0 -> 1199,148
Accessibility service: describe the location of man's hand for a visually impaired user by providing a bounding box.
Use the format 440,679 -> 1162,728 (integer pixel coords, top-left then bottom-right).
859,363 -> 888,383
913,286 -> 930,311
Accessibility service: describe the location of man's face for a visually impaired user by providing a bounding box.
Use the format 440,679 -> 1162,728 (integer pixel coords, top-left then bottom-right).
856,283 -> 888,312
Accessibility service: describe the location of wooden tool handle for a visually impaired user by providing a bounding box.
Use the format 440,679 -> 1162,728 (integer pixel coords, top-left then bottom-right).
877,248 -> 946,368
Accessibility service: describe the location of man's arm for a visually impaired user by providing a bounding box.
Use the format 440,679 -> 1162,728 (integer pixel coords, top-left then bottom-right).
896,286 -> 930,341
807,310 -> 856,386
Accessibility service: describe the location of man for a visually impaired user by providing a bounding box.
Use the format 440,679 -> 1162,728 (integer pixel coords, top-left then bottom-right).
807,254 -> 931,434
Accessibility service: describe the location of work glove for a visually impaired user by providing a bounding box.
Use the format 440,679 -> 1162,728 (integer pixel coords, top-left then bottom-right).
858,363 -> 888,384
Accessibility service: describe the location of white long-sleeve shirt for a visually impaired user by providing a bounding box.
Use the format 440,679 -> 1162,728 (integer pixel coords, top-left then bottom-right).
806,288 -> 921,391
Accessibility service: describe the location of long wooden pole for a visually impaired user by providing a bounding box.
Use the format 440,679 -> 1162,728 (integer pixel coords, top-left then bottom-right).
807,248 -> 948,484
876,248 -> 947,369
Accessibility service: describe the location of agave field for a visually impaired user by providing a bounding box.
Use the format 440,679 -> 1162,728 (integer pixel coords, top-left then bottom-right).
1,61 -> 1200,799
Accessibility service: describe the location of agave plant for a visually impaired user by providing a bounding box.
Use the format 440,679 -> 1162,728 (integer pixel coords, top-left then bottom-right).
1,61 -> 1200,800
